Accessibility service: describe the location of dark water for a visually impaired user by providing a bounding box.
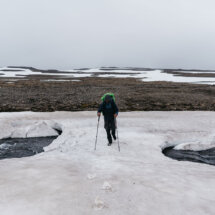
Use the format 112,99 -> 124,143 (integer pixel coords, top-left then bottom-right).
0,136 -> 57,160
163,147 -> 215,166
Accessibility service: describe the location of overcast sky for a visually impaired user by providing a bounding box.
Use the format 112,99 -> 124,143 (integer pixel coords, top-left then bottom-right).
0,0 -> 215,70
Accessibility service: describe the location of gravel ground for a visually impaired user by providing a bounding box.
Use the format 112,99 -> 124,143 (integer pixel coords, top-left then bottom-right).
1,77 -> 215,112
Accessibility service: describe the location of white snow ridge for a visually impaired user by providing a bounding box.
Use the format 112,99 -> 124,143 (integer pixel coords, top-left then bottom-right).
0,111 -> 215,215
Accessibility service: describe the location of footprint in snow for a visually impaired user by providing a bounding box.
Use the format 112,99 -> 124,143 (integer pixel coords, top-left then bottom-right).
93,196 -> 107,210
87,173 -> 96,180
102,181 -> 112,191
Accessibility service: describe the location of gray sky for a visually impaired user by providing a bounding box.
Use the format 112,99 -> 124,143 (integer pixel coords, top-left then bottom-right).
0,0 -> 215,70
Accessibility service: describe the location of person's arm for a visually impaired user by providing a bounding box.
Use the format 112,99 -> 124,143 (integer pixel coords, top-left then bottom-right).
97,103 -> 103,117
112,102 -> 119,117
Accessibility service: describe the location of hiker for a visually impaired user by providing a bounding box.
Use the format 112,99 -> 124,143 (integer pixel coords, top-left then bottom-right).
97,93 -> 118,146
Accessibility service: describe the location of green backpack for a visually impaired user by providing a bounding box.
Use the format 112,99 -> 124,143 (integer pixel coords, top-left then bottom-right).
101,93 -> 115,102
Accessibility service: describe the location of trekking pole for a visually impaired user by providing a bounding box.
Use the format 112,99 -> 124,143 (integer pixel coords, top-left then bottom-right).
115,118 -> 120,152
94,116 -> 100,150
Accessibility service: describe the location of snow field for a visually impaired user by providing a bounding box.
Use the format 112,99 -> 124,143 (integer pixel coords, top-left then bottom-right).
0,111 -> 215,215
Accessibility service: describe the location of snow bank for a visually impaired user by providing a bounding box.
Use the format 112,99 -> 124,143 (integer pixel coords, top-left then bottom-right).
0,113 -> 61,139
0,111 -> 215,215
173,136 -> 215,151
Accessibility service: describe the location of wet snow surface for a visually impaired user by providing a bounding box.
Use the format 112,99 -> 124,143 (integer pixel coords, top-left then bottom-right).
1,67 -> 215,84
1,111 -> 215,215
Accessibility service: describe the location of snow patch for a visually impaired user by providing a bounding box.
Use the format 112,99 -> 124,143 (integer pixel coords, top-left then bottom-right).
41,79 -> 76,82
143,70 -> 215,85
0,67 -> 42,77
1,67 -> 215,84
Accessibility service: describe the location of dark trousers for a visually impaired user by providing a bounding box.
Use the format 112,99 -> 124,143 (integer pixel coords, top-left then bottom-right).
106,128 -> 116,143
104,119 -> 116,143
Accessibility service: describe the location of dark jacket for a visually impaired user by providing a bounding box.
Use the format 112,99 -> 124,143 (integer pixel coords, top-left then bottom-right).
98,100 -> 118,122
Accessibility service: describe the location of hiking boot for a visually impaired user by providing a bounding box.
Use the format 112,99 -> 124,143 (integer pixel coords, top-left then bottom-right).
108,136 -> 112,144
108,142 -> 112,146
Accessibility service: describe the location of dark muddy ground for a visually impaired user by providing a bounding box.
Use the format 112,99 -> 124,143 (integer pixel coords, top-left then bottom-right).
163,146 -> 215,166
0,136 -> 57,159
1,77 -> 215,112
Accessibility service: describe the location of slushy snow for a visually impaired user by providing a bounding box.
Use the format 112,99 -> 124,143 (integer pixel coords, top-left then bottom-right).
0,111 -> 215,215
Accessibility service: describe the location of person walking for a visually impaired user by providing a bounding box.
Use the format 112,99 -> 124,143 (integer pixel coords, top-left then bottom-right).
97,93 -> 118,146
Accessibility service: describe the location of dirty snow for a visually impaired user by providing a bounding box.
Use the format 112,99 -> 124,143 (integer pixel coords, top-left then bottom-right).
0,111 -> 215,215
